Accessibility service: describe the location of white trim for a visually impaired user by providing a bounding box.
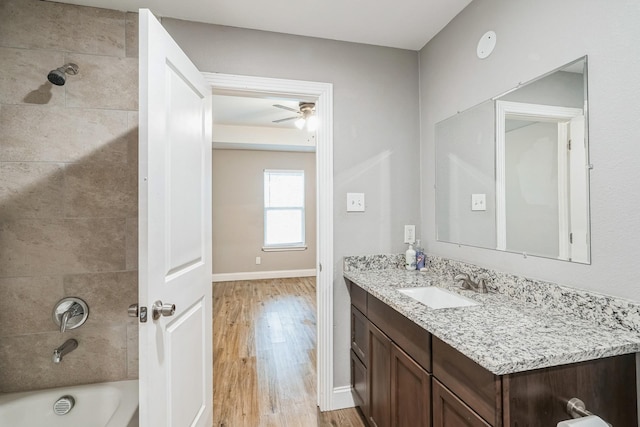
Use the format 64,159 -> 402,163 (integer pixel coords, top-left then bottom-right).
557,122 -> 570,260
201,73 -> 336,411
331,386 -> 356,410
212,269 -> 317,282
262,245 -> 307,252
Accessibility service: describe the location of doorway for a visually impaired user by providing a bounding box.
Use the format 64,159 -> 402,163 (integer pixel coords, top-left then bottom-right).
202,73 -> 337,411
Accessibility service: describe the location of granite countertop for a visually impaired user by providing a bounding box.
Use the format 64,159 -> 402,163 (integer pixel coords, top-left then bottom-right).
344,268 -> 640,375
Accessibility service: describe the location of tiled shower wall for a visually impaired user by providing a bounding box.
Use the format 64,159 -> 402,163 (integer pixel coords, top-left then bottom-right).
0,0 -> 139,392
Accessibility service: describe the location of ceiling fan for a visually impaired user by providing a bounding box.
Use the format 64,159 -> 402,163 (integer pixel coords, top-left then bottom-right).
272,102 -> 318,131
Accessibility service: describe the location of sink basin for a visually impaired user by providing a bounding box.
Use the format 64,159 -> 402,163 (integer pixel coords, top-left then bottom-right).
397,287 -> 480,309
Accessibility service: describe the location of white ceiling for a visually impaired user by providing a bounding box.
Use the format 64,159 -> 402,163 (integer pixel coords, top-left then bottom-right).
213,95 -> 304,129
49,0 -> 471,50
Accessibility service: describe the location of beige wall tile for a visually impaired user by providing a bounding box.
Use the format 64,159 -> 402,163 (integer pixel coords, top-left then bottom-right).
127,323 -> 139,379
63,271 -> 137,326
0,276 -> 64,337
0,218 -> 126,277
0,105 -> 129,163
126,217 -> 138,271
0,0 -> 125,57
64,162 -> 136,218
0,162 -> 65,219
125,12 -> 139,58
0,325 -> 127,392
0,47 -> 65,105
65,54 -> 138,110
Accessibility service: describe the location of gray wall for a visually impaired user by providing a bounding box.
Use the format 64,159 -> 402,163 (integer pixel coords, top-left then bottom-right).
420,0 -> 640,301
0,0 -> 138,392
162,20 -> 421,388
212,149 -> 316,274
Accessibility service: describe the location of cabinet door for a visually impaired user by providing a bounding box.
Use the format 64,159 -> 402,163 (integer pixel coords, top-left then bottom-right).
352,305 -> 369,364
391,343 -> 431,427
351,350 -> 369,418
369,322 -> 391,427
433,379 -> 491,427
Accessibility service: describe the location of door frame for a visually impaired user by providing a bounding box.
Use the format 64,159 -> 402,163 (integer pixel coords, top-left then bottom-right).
201,73 -> 336,411
495,100 -> 584,255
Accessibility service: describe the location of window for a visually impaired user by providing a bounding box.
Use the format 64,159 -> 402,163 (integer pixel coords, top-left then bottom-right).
263,169 -> 305,249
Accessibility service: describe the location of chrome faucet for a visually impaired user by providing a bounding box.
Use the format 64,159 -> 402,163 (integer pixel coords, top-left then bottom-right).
53,339 -> 78,364
59,302 -> 83,333
454,273 -> 489,294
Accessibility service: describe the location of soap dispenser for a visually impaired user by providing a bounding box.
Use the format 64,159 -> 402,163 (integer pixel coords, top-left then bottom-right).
415,239 -> 425,270
405,243 -> 416,270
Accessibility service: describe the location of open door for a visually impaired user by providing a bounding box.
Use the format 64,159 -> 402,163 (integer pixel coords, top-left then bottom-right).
138,9 -> 212,427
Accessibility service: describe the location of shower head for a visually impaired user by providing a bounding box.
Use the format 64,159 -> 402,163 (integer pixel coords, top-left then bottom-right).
47,63 -> 79,86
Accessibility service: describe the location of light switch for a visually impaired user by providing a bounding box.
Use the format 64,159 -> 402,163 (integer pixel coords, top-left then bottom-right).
347,193 -> 365,212
404,225 -> 416,244
471,194 -> 486,211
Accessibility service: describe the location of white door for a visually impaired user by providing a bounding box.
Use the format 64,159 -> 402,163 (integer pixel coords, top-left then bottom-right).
138,9 -> 212,427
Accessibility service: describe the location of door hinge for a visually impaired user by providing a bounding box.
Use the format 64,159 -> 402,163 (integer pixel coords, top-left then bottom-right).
319,263 -> 323,272
569,233 -> 573,244
568,139 -> 572,150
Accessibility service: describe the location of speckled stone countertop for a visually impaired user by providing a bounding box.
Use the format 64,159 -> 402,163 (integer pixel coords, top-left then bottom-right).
343,256 -> 640,375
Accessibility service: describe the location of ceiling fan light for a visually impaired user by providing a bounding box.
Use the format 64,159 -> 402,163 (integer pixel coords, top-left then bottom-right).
306,115 -> 319,132
294,117 -> 306,129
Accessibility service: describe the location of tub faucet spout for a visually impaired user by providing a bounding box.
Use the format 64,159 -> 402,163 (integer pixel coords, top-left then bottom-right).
53,339 -> 78,364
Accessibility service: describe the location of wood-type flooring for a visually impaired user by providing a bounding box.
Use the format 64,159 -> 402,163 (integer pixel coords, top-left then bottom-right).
213,277 -> 366,427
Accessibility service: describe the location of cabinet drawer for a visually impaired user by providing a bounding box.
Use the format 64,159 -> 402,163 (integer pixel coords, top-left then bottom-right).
351,350 -> 369,418
432,337 -> 501,426
433,378 -> 491,427
350,280 -> 368,314
368,294 -> 431,372
352,305 -> 369,364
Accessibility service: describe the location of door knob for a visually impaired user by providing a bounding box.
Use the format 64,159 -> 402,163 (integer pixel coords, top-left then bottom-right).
152,300 -> 176,320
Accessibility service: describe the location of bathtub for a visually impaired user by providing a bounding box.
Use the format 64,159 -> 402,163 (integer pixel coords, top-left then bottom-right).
0,379 -> 138,427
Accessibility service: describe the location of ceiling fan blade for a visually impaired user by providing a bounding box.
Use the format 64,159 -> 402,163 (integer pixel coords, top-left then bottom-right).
273,116 -> 299,123
273,104 -> 300,113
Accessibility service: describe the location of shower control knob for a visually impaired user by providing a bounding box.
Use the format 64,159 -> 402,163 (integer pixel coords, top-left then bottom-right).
152,300 -> 176,320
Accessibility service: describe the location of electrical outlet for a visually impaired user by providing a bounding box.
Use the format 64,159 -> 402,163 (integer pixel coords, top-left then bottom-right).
472,194 -> 486,211
255,256 -> 261,265
347,193 -> 365,212
404,225 -> 416,243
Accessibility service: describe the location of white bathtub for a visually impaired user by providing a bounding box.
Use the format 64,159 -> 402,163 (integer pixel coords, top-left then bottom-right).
0,379 -> 138,427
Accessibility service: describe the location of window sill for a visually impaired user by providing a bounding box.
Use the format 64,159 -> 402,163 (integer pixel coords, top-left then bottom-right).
262,245 -> 308,252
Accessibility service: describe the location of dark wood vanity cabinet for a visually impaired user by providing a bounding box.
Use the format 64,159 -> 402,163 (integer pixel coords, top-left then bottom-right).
348,279 -> 638,427
432,378 -> 491,427
390,342 -> 431,427
350,283 -> 432,427
368,322 -> 392,427
432,337 -> 501,426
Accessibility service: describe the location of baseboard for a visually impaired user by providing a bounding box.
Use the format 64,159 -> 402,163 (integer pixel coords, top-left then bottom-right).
330,385 -> 356,411
212,269 -> 316,282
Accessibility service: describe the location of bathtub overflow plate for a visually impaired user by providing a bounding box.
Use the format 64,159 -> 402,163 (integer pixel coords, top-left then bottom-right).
53,395 -> 75,415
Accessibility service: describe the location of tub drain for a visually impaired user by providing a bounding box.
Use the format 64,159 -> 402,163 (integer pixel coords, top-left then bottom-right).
53,395 -> 75,415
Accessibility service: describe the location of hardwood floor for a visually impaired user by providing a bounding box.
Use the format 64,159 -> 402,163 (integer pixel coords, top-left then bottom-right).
213,277 -> 366,427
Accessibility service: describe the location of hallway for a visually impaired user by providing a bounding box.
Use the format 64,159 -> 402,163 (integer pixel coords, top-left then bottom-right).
213,278 -> 365,426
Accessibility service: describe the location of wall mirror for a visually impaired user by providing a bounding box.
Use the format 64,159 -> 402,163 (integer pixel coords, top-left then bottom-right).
435,57 -> 590,263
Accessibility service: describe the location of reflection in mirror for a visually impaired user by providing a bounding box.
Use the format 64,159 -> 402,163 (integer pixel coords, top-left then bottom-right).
435,57 -> 590,263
